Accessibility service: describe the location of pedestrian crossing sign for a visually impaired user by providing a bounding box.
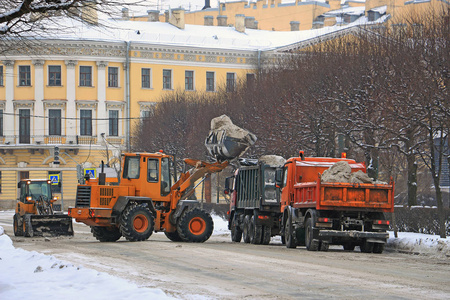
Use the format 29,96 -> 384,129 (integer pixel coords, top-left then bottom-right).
84,168 -> 96,179
49,174 -> 60,185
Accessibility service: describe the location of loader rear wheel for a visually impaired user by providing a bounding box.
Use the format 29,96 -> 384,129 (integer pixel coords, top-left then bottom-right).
13,213 -> 24,236
164,231 -> 183,242
249,215 -> 262,244
261,226 -> 271,245
120,204 -> 154,242
231,215 -> 242,242
177,208 -> 213,243
305,218 -> 319,251
91,226 -> 122,242
242,215 -> 251,243
23,215 -> 34,237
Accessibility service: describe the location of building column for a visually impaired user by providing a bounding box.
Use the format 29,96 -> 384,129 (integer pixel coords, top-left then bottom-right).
33,60 -> 45,143
65,60 -> 77,143
96,61 -> 107,140
4,60 -> 15,144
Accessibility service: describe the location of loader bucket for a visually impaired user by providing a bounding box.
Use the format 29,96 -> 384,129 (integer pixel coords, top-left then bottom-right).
28,215 -> 74,236
205,115 -> 257,161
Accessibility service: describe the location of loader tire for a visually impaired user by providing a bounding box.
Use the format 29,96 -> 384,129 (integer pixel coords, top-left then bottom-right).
91,226 -> 122,242
230,215 -> 242,242
261,226 -> 271,245
249,215 -> 262,244
23,215 -> 34,237
177,208 -> 213,243
242,215 -> 251,243
164,231 -> 183,242
305,218 -> 319,251
13,213 -> 24,236
120,204 -> 154,242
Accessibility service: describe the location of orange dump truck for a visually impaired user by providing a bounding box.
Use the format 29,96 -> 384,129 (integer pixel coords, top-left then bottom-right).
227,153 -> 394,253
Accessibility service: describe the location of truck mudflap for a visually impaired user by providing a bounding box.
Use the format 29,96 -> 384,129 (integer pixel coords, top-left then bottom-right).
28,215 -> 74,236
315,229 -> 389,241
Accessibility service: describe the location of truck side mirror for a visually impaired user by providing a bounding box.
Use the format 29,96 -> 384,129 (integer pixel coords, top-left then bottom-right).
224,176 -> 234,194
275,169 -> 283,186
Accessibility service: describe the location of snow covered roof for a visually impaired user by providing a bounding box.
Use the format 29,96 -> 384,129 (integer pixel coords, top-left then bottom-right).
324,6 -> 366,17
369,5 -> 387,14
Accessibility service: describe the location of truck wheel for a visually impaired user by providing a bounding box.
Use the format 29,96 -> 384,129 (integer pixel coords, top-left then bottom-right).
120,204 -> 155,242
261,226 -> 271,245
249,215 -> 262,244
23,215 -> 34,237
231,215 -> 242,242
177,208 -> 213,243
319,241 -> 329,251
343,243 -> 356,251
305,218 -> 319,251
165,231 -> 183,242
285,216 -> 297,249
242,215 -> 251,243
91,226 -> 122,242
373,243 -> 385,254
13,214 -> 24,236
360,239 -> 374,253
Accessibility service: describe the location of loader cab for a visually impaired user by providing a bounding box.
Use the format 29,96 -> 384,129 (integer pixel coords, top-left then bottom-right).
18,180 -> 53,203
121,153 -> 174,201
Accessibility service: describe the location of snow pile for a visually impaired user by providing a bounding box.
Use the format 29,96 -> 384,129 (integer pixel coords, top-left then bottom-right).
211,213 -> 229,236
387,232 -> 450,258
0,226 -> 173,300
321,161 -> 374,183
259,155 -> 286,167
210,115 -> 257,144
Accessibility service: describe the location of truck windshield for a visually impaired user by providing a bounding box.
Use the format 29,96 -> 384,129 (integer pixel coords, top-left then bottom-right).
123,156 -> 140,179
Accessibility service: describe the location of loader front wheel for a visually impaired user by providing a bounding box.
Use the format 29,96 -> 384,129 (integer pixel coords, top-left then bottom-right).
91,226 -> 122,242
177,208 -> 213,243
13,213 -> 24,236
120,204 -> 154,242
23,215 -> 34,237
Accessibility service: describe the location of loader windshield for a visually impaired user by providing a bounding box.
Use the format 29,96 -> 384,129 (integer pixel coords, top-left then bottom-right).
123,156 -> 140,179
22,181 -> 52,201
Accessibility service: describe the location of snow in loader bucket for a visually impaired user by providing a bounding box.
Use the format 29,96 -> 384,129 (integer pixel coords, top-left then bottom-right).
29,215 -> 74,236
205,115 -> 257,161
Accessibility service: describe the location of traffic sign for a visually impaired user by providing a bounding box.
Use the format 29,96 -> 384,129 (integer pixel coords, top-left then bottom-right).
84,168 -> 96,178
49,174 -> 60,185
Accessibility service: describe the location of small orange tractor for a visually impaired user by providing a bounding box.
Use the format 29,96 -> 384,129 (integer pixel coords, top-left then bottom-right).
14,179 -> 73,237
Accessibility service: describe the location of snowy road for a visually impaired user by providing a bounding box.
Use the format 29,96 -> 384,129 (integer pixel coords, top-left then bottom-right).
2,211 -> 450,299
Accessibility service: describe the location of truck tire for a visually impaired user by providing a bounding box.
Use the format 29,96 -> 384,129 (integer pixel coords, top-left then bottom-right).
285,215 -> 297,249
120,204 -> 155,242
372,243 -> 385,254
305,218 -> 319,251
360,239 -> 374,253
23,215 -> 34,237
343,243 -> 356,251
13,213 -> 24,236
231,215 -> 242,242
242,215 -> 251,243
319,241 -> 329,251
165,231 -> 183,242
177,208 -> 213,243
91,226 -> 122,242
249,215 -> 262,244
261,226 -> 271,245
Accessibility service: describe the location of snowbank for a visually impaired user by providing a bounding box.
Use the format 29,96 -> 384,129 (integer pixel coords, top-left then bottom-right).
0,226 -> 173,300
387,231 -> 450,258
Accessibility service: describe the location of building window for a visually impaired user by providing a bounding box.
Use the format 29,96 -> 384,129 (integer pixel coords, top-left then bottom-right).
163,69 -> 172,90
80,66 -> 92,87
19,109 -> 30,144
141,110 -> 151,119
0,109 -> 3,136
206,71 -> 215,92
142,68 -> 151,88
80,109 -> 92,136
19,66 -> 31,86
109,110 -> 119,136
0,171 -> 2,193
0,66 -> 3,86
246,73 -> 256,89
108,67 -> 118,87
48,65 -> 62,86
49,109 -> 61,136
185,71 -> 194,91
226,73 -> 236,92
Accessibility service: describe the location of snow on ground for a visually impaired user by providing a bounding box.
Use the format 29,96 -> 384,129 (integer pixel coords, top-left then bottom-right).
1,211 -> 449,299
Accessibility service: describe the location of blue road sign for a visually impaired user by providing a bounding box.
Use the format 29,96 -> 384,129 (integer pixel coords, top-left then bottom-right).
84,168 -> 96,178
49,174 -> 60,185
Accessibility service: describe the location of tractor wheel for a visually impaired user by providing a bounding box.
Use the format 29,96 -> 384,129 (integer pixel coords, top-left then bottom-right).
177,208 -> 213,243
120,204 -> 154,242
360,239 -> 374,253
249,215 -> 262,244
261,226 -> 271,245
372,243 -> 385,254
91,226 -> 122,242
242,215 -> 251,243
164,231 -> 183,242
13,214 -> 24,236
285,215 -> 297,249
230,215 -> 242,242
23,215 -> 34,237
305,218 -> 319,251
